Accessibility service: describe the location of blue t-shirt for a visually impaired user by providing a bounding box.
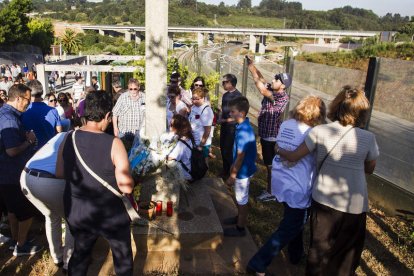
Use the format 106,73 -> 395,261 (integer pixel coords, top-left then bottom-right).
26,132 -> 66,175
233,117 -> 257,179
22,102 -> 61,149
0,104 -> 34,185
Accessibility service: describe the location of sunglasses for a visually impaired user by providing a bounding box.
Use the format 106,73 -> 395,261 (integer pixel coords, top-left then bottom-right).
49,99 -> 57,102
129,88 -> 139,91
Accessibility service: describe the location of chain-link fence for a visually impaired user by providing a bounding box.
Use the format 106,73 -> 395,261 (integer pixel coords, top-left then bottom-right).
369,58 -> 414,193
181,46 -> 414,196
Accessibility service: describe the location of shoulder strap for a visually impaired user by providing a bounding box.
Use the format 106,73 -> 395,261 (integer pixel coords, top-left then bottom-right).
175,138 -> 194,173
318,126 -> 353,172
71,130 -> 140,223
200,105 -> 210,115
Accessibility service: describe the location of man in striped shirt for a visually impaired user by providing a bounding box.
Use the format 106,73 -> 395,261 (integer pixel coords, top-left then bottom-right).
247,56 -> 291,202
112,78 -> 145,138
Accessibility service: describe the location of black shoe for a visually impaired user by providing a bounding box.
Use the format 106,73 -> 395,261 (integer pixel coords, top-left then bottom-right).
223,226 -> 246,237
246,265 -> 266,275
55,261 -> 64,268
222,216 -> 238,225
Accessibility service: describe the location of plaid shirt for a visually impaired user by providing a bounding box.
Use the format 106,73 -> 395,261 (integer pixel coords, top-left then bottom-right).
258,90 -> 289,139
112,92 -> 145,135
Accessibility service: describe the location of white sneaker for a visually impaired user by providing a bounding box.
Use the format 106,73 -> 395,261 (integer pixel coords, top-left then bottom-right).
256,190 -> 275,202
0,233 -> 11,245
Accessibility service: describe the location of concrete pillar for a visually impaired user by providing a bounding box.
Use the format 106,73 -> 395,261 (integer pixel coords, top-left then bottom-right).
36,64 -> 48,96
145,0 -> 168,139
258,43 -> 266,54
249,34 -> 256,53
85,55 -> 92,86
98,29 -> 105,36
168,32 -> 174,50
124,31 -> 132,42
197,32 -> 204,46
135,33 -> 142,44
258,35 -> 266,54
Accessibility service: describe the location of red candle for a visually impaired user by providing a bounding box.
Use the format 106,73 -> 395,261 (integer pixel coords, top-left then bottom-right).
156,201 -> 162,216
167,201 -> 173,217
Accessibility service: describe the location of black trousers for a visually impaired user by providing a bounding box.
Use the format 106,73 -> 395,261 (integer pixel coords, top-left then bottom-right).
220,123 -> 236,176
306,200 -> 366,276
68,225 -> 133,276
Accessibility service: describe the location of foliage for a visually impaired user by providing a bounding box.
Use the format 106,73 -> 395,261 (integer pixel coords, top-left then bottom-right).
60,29 -> 81,54
27,18 -> 55,54
296,42 -> 414,70
0,0 -> 33,45
30,0 -> 410,32
237,0 -> 252,9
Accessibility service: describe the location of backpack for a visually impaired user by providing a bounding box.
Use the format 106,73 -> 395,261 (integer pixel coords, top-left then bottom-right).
177,138 -> 208,181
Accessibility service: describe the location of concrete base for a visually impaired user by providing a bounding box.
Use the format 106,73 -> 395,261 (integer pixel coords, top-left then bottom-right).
139,167 -> 181,208
133,178 -> 223,251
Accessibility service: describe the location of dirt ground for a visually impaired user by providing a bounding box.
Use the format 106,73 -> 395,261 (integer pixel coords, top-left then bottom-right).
0,147 -> 413,275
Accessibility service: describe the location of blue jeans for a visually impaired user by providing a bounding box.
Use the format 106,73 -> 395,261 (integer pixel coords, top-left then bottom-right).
247,203 -> 310,273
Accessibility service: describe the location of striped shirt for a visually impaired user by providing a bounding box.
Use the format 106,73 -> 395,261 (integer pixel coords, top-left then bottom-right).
112,92 -> 145,135
258,90 -> 289,140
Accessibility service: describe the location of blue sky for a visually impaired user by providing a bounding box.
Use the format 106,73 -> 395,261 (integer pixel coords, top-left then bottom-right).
197,0 -> 414,17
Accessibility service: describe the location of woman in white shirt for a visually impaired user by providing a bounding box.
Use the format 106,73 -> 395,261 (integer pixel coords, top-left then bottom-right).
247,96 -> 326,275
167,114 -> 194,181
189,87 -> 214,163
167,86 -> 188,130
275,87 -> 379,275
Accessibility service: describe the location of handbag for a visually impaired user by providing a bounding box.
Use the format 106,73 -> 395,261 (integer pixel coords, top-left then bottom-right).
317,125 -> 354,172
71,130 -> 141,224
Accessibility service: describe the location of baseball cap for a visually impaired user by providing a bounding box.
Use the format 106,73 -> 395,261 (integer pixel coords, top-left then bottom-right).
275,73 -> 292,89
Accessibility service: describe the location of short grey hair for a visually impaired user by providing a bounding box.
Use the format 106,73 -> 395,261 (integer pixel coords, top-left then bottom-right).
27,80 -> 43,97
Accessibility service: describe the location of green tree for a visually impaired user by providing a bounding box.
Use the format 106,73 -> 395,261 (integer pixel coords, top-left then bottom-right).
60,29 -> 81,54
28,18 -> 55,54
0,0 -> 33,45
237,0 -> 251,9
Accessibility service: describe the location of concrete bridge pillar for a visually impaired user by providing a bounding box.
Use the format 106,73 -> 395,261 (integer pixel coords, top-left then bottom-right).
258,35 -> 266,54
249,34 -> 256,53
197,32 -> 205,46
98,29 -> 105,36
135,33 -> 142,44
124,31 -> 132,42
168,32 -> 174,50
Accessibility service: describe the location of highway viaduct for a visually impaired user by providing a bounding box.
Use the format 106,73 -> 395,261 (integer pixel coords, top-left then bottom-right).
80,25 -> 380,54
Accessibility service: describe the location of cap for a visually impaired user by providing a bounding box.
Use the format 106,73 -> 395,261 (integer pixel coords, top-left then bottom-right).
275,73 -> 292,89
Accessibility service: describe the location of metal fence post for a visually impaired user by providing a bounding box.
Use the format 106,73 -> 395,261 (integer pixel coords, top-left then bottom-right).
215,55 -> 221,99
283,56 -> 295,120
241,56 -> 248,97
364,57 -> 381,130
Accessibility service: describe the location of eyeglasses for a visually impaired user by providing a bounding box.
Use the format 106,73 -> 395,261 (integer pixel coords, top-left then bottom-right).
129,88 -> 139,91
49,99 -> 57,102
20,96 -> 31,102
194,83 -> 204,87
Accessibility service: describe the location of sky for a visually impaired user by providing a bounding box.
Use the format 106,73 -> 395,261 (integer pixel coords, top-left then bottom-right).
197,0 -> 414,17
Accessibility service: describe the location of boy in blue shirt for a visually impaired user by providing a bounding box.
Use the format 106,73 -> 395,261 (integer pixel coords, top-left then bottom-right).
224,96 -> 257,237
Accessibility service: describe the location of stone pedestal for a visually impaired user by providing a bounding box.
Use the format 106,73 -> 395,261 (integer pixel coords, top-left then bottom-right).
139,167 -> 181,208
133,178 -> 223,252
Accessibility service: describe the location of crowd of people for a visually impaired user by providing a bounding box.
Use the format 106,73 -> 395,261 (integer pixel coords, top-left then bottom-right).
0,57 -> 379,275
